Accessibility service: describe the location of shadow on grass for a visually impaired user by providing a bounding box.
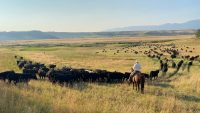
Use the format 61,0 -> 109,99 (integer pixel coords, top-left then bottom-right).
146,88 -> 200,103
70,82 -> 91,91
70,81 -> 126,91
176,94 -> 200,103
57,81 -> 124,91
168,69 -> 184,78
149,82 -> 174,89
168,70 -> 179,77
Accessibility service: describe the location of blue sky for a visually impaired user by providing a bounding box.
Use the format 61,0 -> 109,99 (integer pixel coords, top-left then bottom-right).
0,0 -> 199,32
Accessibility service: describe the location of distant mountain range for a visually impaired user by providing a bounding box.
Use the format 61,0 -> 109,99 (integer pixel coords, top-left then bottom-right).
0,31 -> 129,40
108,19 -> 200,31
0,30 -> 196,40
0,19 -> 199,40
0,31 -> 58,40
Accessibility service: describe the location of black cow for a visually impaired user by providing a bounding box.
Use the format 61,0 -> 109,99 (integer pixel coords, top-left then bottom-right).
107,71 -> 125,83
0,71 -> 15,81
177,60 -> 184,71
15,73 -> 37,83
1,71 -> 37,84
141,73 -> 149,79
38,68 -> 47,79
23,69 -> 37,75
17,60 -> 27,69
162,61 -> 169,75
171,54 -> 176,59
150,70 -> 160,80
49,64 -> 56,69
37,66 -> 49,79
187,61 -> 193,72
160,60 -> 164,70
94,69 -> 109,82
48,70 -> 74,85
172,61 -> 176,68
22,69 -> 38,80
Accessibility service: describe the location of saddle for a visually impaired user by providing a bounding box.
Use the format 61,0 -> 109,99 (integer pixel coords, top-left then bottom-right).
131,71 -> 141,77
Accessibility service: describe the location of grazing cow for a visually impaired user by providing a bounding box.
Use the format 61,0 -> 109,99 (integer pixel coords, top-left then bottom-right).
150,70 -> 160,80
93,69 -> 109,82
6,72 -> 19,84
185,55 -> 190,59
23,63 -> 34,69
23,69 -> 37,76
49,64 -> 56,69
48,70 -> 74,85
187,61 -> 193,72
160,60 -> 164,70
1,71 -> 37,84
17,60 -> 27,69
46,68 -> 54,78
171,54 -> 176,59
177,60 -> 184,71
15,73 -> 37,83
22,68 -> 38,79
141,73 -> 149,79
162,60 -> 168,75
190,56 -> 195,61
38,68 -> 47,79
61,66 -> 72,72
172,61 -> 176,68
0,71 -> 15,81
124,72 -> 131,80
107,71 -> 125,83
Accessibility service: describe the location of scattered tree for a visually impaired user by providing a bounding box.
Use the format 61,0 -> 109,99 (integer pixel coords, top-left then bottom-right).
195,29 -> 200,38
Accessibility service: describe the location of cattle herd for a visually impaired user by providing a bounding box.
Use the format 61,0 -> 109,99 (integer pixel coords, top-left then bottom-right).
97,42 -> 199,74
0,42 -> 199,91
0,56 -> 135,85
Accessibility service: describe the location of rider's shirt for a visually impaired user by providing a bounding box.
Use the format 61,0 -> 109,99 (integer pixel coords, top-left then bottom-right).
133,63 -> 141,72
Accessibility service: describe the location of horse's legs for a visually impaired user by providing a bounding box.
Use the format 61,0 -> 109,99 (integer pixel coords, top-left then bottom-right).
132,82 -> 135,90
141,82 -> 144,94
141,77 -> 145,94
135,83 -> 138,91
137,83 -> 140,92
135,83 -> 137,91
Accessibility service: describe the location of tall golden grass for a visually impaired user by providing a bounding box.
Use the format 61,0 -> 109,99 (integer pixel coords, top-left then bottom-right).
0,36 -> 199,113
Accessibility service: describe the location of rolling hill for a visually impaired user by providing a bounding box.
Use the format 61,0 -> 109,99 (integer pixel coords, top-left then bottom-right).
0,30 -> 195,41
0,19 -> 199,40
0,31 -> 58,40
108,19 -> 200,31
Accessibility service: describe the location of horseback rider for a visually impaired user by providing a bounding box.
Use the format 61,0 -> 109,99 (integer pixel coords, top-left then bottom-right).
128,61 -> 141,83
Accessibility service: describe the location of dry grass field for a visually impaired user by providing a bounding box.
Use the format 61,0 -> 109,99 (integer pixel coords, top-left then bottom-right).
0,35 -> 191,46
0,35 -> 200,113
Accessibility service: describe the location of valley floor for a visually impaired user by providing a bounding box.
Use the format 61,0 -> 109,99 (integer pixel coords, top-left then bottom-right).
0,35 -> 199,113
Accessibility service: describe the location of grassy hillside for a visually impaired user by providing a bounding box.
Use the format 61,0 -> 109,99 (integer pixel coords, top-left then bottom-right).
0,36 -> 199,113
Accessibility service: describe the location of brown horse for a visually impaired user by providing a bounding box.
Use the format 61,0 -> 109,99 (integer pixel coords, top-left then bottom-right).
131,72 -> 145,93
